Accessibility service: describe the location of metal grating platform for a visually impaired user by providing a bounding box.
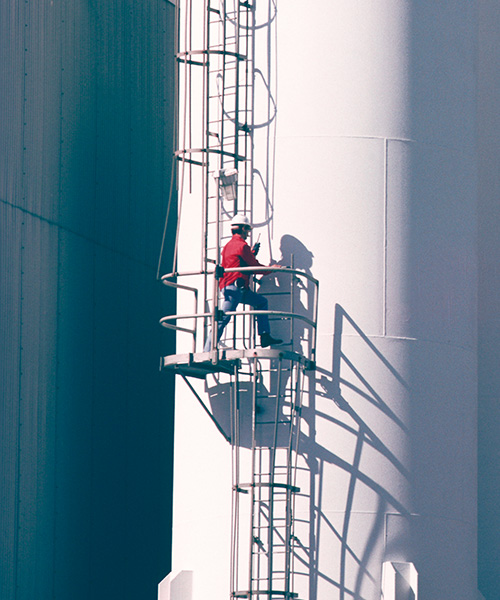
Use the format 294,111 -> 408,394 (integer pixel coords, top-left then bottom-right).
160,348 -> 315,379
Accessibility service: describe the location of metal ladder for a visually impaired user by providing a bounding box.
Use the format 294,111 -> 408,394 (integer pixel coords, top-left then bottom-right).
160,3 -> 315,598
204,0 -> 254,267
230,356 -> 305,599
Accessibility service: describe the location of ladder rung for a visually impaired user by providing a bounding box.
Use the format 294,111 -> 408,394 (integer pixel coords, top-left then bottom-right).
232,592 -> 298,599
239,482 -> 300,493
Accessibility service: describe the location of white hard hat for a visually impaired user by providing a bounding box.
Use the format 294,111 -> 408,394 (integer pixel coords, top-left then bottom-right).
230,214 -> 252,229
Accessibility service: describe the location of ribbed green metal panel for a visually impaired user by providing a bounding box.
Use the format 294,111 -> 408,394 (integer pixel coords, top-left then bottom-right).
0,1 -> 176,599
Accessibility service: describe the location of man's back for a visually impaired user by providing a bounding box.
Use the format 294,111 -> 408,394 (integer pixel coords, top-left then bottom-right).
220,234 -> 263,289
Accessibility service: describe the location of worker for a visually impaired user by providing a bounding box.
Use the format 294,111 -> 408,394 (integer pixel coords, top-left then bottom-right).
204,214 -> 283,351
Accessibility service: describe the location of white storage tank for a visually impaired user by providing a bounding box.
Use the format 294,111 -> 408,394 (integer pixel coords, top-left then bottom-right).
163,2 -> 479,599
272,2 -> 478,598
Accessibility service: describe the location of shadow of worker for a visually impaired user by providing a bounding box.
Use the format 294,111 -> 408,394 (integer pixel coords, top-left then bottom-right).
257,234 -> 315,356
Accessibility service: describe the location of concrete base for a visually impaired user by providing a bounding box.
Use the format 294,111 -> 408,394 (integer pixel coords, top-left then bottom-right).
158,571 -> 193,600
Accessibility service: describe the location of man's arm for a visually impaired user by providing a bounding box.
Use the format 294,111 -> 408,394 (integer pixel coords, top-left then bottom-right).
240,243 -> 282,274
241,242 -> 265,267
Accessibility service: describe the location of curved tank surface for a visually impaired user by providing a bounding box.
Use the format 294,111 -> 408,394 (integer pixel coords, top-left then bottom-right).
163,2 -> 481,600
272,2 -> 477,598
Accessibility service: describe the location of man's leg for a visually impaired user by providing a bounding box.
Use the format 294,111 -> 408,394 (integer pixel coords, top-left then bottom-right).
241,289 -> 282,347
204,284 -> 242,351
217,284 -> 242,339
241,288 -> 270,335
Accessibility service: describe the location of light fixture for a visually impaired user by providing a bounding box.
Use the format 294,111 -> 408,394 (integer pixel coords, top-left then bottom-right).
215,168 -> 238,202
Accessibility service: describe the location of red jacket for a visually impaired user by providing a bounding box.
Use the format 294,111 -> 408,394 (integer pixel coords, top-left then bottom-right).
219,234 -> 267,289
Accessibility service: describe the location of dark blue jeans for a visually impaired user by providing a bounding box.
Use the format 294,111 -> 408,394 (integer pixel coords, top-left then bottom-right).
204,283 -> 270,351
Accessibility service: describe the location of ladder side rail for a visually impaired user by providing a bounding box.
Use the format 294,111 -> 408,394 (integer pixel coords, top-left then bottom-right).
239,3 -> 249,212
290,364 -> 305,597
284,363 -> 298,599
311,278 -> 319,364
211,162 -> 223,364
261,0 -> 273,245
203,0 -> 213,308
201,38 -> 209,319
233,0 -> 242,173
241,273 -> 257,351
188,0 -> 193,192
290,255 -> 295,351
244,2 -> 254,215
220,0 -> 226,166
248,357 -> 259,598
256,447 -> 267,596
230,364 -> 241,598
268,356 -> 283,594
233,0 -> 258,359
248,0 -> 256,224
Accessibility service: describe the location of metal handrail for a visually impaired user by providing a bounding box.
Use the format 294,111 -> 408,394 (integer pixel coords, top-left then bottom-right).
160,275 -> 199,353
161,278 -> 199,295
159,310 -> 316,329
160,265 -> 319,363
161,266 -> 318,286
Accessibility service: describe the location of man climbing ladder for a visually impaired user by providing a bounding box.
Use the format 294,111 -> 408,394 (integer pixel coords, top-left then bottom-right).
205,215 -> 283,351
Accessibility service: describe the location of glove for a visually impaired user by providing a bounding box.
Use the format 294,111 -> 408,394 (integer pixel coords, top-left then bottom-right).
252,242 -> 261,256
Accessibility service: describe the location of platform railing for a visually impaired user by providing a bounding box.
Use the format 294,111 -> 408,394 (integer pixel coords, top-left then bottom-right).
159,277 -> 199,354
160,266 -> 319,364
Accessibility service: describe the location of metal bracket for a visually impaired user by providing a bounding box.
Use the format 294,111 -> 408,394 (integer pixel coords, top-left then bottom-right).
214,264 -> 225,279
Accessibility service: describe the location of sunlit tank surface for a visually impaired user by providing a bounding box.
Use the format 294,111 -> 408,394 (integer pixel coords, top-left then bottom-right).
271,3 -> 477,598
163,2 -> 478,600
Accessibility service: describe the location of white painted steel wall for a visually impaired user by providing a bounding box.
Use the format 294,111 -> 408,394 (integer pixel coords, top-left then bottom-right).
271,2 -> 477,599
166,3 -> 478,600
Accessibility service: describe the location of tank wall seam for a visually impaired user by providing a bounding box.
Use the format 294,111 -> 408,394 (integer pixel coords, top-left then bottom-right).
0,198 -> 157,270
278,134 -> 477,155
383,137 -> 388,337
330,332 -> 477,353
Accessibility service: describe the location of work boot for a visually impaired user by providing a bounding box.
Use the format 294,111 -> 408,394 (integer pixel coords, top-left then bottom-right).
260,332 -> 283,348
